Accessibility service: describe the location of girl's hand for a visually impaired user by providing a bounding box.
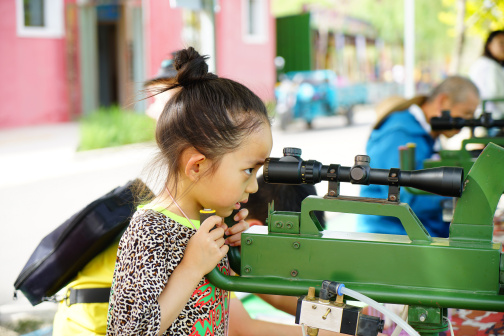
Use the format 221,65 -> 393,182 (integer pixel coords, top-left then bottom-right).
225,208 -> 250,246
181,216 -> 229,277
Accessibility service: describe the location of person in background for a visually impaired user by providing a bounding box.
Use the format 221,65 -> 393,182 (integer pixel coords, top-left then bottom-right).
144,58 -> 178,120
469,30 -> 504,120
357,76 -> 479,238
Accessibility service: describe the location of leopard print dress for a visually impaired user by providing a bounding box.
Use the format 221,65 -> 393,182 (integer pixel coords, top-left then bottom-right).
106,209 -> 230,336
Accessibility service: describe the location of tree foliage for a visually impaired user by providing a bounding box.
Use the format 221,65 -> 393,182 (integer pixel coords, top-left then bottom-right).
346,0 -> 453,65
270,0 -> 504,75
439,0 -> 504,39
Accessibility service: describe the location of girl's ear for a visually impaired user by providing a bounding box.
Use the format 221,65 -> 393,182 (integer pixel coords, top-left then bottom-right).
182,148 -> 207,181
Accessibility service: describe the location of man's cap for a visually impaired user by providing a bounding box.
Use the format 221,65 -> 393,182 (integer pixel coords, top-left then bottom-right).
144,59 -> 178,87
373,95 -> 428,129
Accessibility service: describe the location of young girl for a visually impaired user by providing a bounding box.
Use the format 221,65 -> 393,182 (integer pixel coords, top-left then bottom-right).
106,47 -> 273,336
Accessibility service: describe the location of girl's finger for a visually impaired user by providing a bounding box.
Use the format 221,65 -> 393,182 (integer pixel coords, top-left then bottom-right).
208,226 -> 225,240
226,220 -> 249,236
214,237 -> 225,247
200,215 -> 223,233
215,220 -> 228,232
225,234 -> 241,246
219,244 -> 230,255
233,208 -> 249,222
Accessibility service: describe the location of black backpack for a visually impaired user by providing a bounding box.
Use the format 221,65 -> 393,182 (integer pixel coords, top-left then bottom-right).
14,179 -> 147,306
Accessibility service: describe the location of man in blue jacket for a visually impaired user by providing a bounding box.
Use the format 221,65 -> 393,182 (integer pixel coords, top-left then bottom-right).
357,76 -> 479,238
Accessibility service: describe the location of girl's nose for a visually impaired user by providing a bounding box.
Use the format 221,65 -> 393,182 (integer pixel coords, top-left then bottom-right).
246,176 -> 259,194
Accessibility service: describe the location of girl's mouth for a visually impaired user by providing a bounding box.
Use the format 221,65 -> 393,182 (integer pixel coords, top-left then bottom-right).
234,202 -> 241,210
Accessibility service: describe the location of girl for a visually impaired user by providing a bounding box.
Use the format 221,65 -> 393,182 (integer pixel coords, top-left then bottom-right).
469,30 -> 504,120
106,47 -> 273,336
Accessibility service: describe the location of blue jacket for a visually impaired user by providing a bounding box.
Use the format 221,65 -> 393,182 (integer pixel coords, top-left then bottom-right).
356,110 -> 450,237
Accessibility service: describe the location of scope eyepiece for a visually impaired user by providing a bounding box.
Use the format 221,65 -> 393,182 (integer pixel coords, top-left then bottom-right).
264,149 -> 324,185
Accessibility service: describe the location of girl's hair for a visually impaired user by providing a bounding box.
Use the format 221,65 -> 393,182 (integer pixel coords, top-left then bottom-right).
483,30 -> 504,66
146,47 -> 270,199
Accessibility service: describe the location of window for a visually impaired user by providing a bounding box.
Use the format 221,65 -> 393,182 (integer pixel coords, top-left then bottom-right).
16,0 -> 64,38
242,0 -> 268,44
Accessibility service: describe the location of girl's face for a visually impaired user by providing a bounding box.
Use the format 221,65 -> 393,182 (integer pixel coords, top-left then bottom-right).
488,34 -> 504,61
194,122 -> 273,218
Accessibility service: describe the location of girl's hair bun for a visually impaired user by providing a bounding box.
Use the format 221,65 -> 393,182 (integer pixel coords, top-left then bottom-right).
173,47 -> 215,87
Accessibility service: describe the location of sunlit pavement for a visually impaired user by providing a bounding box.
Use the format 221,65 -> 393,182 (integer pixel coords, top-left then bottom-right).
0,105 -> 376,326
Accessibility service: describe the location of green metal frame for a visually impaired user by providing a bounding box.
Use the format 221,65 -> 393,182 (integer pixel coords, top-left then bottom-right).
423,138 -> 504,175
207,143 -> 504,333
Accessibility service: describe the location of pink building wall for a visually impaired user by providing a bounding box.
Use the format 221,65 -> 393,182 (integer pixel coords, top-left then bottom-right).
215,0 -> 276,102
1,1 -> 276,128
0,1 -> 72,128
144,1 -> 184,79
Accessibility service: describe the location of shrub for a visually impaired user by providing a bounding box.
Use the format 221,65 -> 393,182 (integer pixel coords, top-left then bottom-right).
79,106 -> 156,151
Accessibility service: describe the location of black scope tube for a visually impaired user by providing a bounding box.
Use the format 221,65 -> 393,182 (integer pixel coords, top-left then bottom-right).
264,157 -> 463,197
431,113 -> 504,130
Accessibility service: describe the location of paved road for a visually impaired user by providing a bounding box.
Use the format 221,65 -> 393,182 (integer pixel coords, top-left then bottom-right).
0,107 -> 375,322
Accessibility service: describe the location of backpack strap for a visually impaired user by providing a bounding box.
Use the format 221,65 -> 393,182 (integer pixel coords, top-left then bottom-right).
66,287 -> 111,306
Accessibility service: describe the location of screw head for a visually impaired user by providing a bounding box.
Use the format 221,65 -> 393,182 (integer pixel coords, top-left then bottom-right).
286,222 -> 293,229
291,269 -> 298,277
419,314 -> 426,322
389,195 -> 397,201
246,238 -> 253,245
244,266 -> 251,273
275,221 -> 284,228
312,305 -> 317,309
292,242 -> 300,249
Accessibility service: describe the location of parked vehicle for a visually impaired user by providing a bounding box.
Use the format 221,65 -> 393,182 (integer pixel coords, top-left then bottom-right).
275,70 -> 367,130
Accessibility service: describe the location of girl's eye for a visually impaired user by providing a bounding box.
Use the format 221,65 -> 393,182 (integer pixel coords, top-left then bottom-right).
244,168 -> 254,175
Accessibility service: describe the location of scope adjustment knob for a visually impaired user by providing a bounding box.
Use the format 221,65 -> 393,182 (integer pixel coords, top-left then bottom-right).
283,147 -> 302,157
350,166 -> 367,181
354,155 -> 370,166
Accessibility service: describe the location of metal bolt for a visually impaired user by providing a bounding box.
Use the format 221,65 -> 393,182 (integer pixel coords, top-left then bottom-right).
391,173 -> 397,178
389,195 -> 397,201
291,269 -> 298,277
312,304 -> 317,309
329,169 -> 335,174
322,308 -> 332,320
246,238 -> 253,245
328,190 -> 336,196
419,313 -> 427,322
275,221 -> 284,228
292,242 -> 300,249
244,266 -> 251,273
286,222 -> 293,229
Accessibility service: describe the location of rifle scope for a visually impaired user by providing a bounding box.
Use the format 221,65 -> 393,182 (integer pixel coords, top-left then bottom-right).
264,148 -> 464,197
431,111 -> 504,130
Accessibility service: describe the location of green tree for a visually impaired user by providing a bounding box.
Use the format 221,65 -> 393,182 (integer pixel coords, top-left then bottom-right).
347,0 -> 453,71
440,0 -> 504,39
